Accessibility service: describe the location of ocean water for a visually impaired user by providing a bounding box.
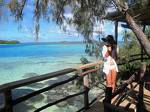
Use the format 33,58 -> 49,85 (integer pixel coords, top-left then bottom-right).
0,43 -> 98,85
1,42 -> 147,111
0,43 -> 99,112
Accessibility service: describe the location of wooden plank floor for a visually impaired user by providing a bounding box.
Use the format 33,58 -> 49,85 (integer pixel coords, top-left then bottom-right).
85,82 -> 150,112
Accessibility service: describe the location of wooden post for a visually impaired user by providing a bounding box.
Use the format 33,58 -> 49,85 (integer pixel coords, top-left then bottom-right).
115,21 -> 118,45
83,74 -> 89,109
4,90 -> 13,112
136,63 -> 146,112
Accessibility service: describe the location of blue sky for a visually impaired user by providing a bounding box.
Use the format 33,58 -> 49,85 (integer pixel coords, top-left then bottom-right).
0,1 -> 124,42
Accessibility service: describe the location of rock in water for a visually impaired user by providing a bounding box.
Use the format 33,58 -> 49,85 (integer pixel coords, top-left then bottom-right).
57,101 -> 68,107
23,73 -> 39,78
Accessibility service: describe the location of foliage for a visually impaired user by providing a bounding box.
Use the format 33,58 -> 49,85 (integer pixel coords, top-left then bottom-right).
1,0 -> 149,38
118,28 -> 150,80
85,41 -> 103,58
145,26 -> 150,39
0,40 -> 20,44
120,30 -> 140,56
118,30 -> 140,74
0,0 -> 113,49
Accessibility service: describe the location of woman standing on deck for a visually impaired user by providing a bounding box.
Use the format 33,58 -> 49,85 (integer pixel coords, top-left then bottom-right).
101,35 -> 118,93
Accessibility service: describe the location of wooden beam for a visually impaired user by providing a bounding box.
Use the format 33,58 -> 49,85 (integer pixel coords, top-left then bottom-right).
4,90 -> 13,112
83,74 -> 90,109
13,74 -> 79,105
121,24 -> 131,29
115,21 -> 118,44
0,68 -> 76,93
34,91 -> 85,112
130,53 -> 147,57
118,57 -> 150,65
76,61 -> 103,70
136,63 -> 146,111
80,68 -> 100,77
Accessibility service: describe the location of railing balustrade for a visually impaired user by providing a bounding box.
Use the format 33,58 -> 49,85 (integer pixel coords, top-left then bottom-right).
0,61 -> 103,112
0,54 -> 149,112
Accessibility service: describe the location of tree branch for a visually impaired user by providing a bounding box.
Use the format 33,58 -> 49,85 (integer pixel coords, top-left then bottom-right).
17,0 -> 27,19
112,0 -> 150,56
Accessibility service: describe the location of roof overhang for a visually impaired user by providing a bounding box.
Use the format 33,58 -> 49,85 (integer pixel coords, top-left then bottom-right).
104,5 -> 150,25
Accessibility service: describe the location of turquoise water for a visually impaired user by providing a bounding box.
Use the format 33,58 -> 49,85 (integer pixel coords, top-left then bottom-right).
0,43 -> 97,85
0,43 -> 100,112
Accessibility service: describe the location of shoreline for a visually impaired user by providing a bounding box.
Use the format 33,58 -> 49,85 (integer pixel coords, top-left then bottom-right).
21,41 -> 84,45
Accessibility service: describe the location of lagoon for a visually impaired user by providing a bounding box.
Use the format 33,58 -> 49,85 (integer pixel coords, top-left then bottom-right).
0,43 -> 101,112
0,43 -> 97,85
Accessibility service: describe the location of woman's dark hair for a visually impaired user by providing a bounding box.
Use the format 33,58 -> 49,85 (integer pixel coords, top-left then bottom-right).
102,35 -> 118,60
112,45 -> 118,60
102,35 -> 117,46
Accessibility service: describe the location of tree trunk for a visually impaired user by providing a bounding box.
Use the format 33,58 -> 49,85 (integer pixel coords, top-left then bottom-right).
125,13 -> 150,56
114,0 -> 150,56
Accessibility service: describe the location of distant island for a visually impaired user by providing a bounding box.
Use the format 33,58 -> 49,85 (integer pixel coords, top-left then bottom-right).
23,41 -> 84,45
0,40 -> 20,44
50,41 -> 84,44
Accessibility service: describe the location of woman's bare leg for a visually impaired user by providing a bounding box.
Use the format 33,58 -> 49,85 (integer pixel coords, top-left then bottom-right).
111,69 -> 117,93
106,71 -> 112,88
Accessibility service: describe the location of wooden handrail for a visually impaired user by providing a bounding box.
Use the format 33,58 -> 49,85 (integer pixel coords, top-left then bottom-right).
35,91 -> 86,112
0,61 -> 104,112
0,68 -> 76,93
0,60 -> 104,93
80,68 -> 100,76
130,53 -> 148,57
13,74 -> 79,105
0,57 -> 149,112
118,57 -> 150,65
4,90 -> 13,112
75,60 -> 103,70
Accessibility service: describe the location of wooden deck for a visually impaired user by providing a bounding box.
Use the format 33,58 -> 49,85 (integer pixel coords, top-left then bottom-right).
85,82 -> 150,112
0,60 -> 149,112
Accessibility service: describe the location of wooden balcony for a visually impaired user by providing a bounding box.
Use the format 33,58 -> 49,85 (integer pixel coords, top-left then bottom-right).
0,57 -> 150,112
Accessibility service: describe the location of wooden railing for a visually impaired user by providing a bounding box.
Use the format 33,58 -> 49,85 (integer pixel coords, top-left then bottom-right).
103,63 -> 147,112
0,61 -> 103,112
0,54 -> 149,112
118,53 -> 150,65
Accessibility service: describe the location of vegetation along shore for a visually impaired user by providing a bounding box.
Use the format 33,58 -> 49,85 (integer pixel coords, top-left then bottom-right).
0,40 -> 20,44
